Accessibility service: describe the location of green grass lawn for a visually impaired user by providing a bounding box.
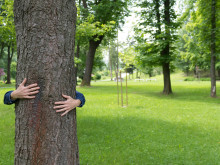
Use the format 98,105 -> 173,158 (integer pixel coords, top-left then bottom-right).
0,76 -> 220,165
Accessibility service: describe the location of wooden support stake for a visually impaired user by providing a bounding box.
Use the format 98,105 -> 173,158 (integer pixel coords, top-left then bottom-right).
120,71 -> 123,107
117,71 -> 119,106
126,71 -> 128,107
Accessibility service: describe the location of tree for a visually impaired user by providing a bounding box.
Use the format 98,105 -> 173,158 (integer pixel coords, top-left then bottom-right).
119,43 -> 136,78
135,0 -> 179,94
80,0 -> 130,86
0,0 -> 16,84
74,6 -> 116,82
162,0 -> 172,94
181,0 -> 220,97
108,39 -> 119,80
13,0 -> 79,164
210,0 -> 217,97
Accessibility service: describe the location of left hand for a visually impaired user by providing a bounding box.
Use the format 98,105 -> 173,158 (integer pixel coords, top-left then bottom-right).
53,94 -> 81,116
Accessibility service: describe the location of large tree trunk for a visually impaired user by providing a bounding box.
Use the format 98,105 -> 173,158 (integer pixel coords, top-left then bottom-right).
155,0 -> 172,94
162,0 -> 172,95
13,0 -> 78,164
210,0 -> 216,97
81,36 -> 103,86
162,63 -> 172,94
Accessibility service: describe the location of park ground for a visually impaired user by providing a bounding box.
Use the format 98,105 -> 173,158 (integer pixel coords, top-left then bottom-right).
0,73 -> 220,165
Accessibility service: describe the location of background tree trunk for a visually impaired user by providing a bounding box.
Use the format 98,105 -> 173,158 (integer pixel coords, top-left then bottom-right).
6,45 -> 13,84
0,42 -> 5,59
81,36 -> 103,86
13,0 -> 79,164
109,44 -> 113,81
75,43 -> 80,85
162,0 -> 172,95
162,63 -> 172,94
210,0 -> 216,97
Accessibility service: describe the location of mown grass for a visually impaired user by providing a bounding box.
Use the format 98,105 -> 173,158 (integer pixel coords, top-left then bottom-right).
0,75 -> 220,165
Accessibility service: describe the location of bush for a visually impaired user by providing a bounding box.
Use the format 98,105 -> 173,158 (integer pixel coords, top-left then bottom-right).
184,77 -> 196,81
92,73 -> 101,81
184,77 -> 211,81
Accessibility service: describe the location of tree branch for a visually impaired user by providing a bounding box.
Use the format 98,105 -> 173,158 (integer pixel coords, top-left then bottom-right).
82,0 -> 88,9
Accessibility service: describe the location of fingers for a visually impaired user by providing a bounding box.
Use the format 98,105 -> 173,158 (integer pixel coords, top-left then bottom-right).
54,94 -> 74,116
61,111 -> 70,116
54,101 -> 65,105
27,83 -> 39,89
20,78 -> 27,86
28,90 -> 39,95
54,105 -> 66,109
28,87 -> 40,92
24,95 -> 36,99
56,108 -> 68,112
62,94 -> 70,99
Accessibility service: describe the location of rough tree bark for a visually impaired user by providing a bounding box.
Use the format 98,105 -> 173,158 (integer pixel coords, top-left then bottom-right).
210,0 -> 216,97
81,36 -> 103,86
162,0 -> 172,94
13,0 -> 79,164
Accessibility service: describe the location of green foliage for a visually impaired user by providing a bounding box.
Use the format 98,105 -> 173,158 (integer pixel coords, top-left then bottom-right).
134,0 -> 180,70
76,0 -> 130,42
119,46 -> 136,67
184,77 -> 211,81
179,0 -> 220,71
10,61 -> 16,79
91,73 -> 101,81
0,0 -> 16,44
75,0 -> 130,83
107,39 -> 118,73
75,14 -> 116,42
93,47 -> 106,72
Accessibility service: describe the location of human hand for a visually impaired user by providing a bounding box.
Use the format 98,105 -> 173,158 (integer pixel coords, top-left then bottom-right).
11,78 -> 40,100
53,94 -> 81,116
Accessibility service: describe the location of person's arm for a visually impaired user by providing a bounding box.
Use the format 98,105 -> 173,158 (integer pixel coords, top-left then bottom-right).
76,91 -> 86,107
4,91 -> 17,105
10,78 -> 40,100
3,78 -> 40,105
54,91 -> 86,116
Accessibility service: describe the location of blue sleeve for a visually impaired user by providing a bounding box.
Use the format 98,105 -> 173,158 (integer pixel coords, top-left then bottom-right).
76,91 -> 85,107
4,91 -> 17,105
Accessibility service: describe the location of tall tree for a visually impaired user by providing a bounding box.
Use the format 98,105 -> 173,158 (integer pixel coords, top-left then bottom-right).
6,43 -> 14,84
210,0 -> 217,97
162,0 -> 172,94
135,0 -> 179,94
80,0 -> 129,86
182,0 -> 220,97
0,0 -> 16,84
13,0 -> 78,164
108,39 -> 119,80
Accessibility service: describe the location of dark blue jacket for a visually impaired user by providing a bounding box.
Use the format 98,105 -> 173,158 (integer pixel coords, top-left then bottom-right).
4,91 -> 85,107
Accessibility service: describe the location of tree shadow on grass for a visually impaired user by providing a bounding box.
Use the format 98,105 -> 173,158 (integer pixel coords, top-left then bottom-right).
78,116 -> 219,165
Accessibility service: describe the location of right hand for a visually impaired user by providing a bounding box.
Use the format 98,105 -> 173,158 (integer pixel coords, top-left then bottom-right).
11,78 -> 40,100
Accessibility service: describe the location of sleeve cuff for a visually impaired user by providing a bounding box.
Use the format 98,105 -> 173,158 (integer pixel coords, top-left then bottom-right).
4,91 -> 17,105
76,91 -> 85,107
